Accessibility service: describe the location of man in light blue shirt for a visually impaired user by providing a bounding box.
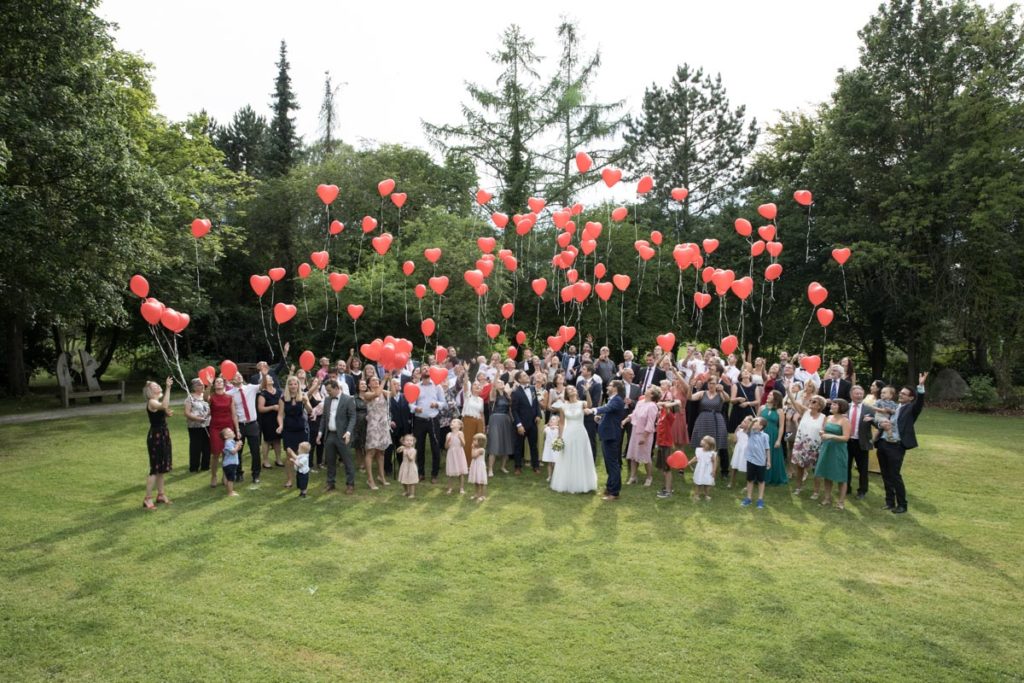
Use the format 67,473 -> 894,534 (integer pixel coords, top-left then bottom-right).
412,377 -> 445,481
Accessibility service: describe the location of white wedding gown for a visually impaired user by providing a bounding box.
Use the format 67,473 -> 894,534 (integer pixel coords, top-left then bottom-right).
550,400 -> 598,493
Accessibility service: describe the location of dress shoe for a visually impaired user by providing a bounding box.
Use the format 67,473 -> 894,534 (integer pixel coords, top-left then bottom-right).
892,506 -> 907,514
881,504 -> 893,510
856,492 -> 866,500
325,484 -> 337,492
345,485 -> 354,494
602,494 -> 619,501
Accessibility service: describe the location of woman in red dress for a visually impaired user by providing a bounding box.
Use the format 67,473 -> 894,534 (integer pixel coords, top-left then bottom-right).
207,376 -> 238,487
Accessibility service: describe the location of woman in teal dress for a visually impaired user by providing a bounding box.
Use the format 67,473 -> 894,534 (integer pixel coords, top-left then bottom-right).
760,390 -> 788,485
815,399 -> 852,509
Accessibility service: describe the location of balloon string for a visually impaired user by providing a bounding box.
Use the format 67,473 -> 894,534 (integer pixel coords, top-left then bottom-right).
331,293 -> 340,353
149,327 -> 183,392
193,239 -> 202,305
757,280 -> 766,347
797,306 -> 816,353
805,205 -> 813,263
322,272 -> 330,332
353,320 -> 358,348
404,285 -> 409,326
619,292 -> 625,352
534,296 -> 541,342
258,296 -> 273,356
302,280 -> 312,329
841,265 -> 851,321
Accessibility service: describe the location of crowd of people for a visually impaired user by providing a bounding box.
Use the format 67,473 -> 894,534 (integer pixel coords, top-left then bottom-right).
142,338 -> 927,515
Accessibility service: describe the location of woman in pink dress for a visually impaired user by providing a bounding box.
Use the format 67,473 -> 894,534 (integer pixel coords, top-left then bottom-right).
623,385 -> 662,487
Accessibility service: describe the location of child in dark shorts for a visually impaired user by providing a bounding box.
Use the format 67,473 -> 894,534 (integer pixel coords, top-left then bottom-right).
221,428 -> 243,497
742,418 -> 771,509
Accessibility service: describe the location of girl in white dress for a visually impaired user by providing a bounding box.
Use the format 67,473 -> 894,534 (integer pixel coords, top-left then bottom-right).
729,416 -> 753,488
691,436 -> 718,500
540,415 -> 560,482
548,386 -> 598,494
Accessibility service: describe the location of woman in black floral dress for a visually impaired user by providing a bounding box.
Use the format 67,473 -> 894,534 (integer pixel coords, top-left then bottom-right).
143,377 -> 174,510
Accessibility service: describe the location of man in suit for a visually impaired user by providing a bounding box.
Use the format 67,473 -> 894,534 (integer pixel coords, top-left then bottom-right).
846,385 -> 874,499
588,380 -> 626,501
875,372 -> 928,514
636,352 -> 665,395
575,363 -> 603,460
519,348 -> 535,375
819,364 -> 852,408
316,379 -> 357,492
510,371 -> 542,473
619,367 -> 641,459
561,345 -> 581,383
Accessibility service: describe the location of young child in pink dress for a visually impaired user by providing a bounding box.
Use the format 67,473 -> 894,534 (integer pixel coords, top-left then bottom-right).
397,434 -> 419,499
445,418 -> 468,495
467,433 -> 489,502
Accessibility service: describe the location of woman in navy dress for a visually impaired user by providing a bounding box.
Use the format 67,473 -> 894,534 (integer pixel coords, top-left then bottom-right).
277,375 -> 313,488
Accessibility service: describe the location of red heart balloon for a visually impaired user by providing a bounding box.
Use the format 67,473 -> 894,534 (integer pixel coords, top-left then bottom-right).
552,210 -> 571,228
571,203 -> 584,216
429,366 -> 448,385
329,273 -> 349,292
515,331 -> 527,345
316,184 -> 339,205
476,188 -> 493,205
273,303 -> 296,325
219,360 -> 238,382
377,178 -> 396,197
547,335 -> 565,352
435,347 -> 448,364
730,276 -> 754,300
794,190 -> 813,207
581,239 -> 597,255
816,308 -> 834,327
573,282 -> 592,302
428,276 -> 449,295
140,298 -> 164,325
807,282 -> 829,306
757,224 -> 776,242
720,335 -> 739,356
757,203 -> 777,221
800,355 -> 822,375
371,233 -> 393,255
502,255 -> 518,272
750,241 -> 766,257
198,366 -> 216,386
476,258 -> 494,277
636,176 -> 654,194
693,292 -> 712,309
638,246 -> 656,261
560,325 -> 576,343
532,278 -> 547,297
250,274 -> 271,297
527,197 -> 546,214
421,318 -> 436,337
656,332 -> 676,353
475,283 -> 489,297
361,216 -> 378,234
601,167 -> 623,187
485,323 -> 501,339
311,251 -> 329,270
346,304 -> 364,320
129,274 -> 149,298
702,238 -> 719,254
329,220 -> 344,235
611,206 -> 628,222
190,218 -> 211,238
299,350 -> 315,372
464,269 -> 484,289
361,340 -> 382,361
268,267 -> 286,282
671,187 -> 689,202
765,263 -> 783,281
575,151 -> 593,173
666,450 -> 689,469
403,382 -> 420,403
477,237 -> 496,253
766,241 -> 783,257
402,260 -> 415,276
734,218 -> 752,237
832,247 -> 851,265
594,263 -> 607,279
612,274 -> 631,291
501,302 -> 514,319
566,269 -> 579,284
595,282 -> 613,301
491,212 -> 509,229
424,248 -> 442,264
390,192 -> 407,208
414,284 -> 426,299
650,231 -> 663,246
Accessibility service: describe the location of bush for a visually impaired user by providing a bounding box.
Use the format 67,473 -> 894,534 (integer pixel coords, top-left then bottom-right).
963,375 -> 999,412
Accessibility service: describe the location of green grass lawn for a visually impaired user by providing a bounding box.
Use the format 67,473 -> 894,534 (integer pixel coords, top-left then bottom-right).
1,409 -> 1021,681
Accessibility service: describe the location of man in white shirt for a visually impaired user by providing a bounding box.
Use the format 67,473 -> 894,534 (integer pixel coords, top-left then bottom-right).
411,377 -> 445,482
229,373 -> 261,483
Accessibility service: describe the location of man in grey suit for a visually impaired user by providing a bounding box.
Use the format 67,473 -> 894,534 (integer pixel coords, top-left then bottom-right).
316,379 -> 357,493
846,385 -> 875,499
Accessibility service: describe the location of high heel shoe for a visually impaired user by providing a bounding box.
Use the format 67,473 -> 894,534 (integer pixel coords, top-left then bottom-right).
142,497 -> 156,510
155,494 -> 172,505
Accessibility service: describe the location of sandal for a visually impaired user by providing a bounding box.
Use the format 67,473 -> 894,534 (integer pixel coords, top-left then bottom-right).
820,498 -> 832,507
156,494 -> 172,505
810,492 -> 820,500
142,497 -> 156,510
275,461 -> 285,467
835,502 -> 846,511
643,478 -> 653,487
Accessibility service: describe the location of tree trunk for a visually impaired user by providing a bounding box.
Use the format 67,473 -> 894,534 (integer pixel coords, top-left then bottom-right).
6,316 -> 28,397
95,327 -> 120,379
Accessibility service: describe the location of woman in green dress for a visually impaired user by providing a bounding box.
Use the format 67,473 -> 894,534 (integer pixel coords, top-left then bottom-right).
760,390 -> 788,486
815,399 -> 852,509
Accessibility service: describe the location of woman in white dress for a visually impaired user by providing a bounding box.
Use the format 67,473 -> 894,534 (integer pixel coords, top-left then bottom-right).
548,386 -> 598,493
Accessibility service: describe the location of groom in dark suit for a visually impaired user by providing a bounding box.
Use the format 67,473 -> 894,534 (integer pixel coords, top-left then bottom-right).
588,380 -> 626,501
875,372 -> 927,514
511,371 -> 542,473
317,379 -> 357,493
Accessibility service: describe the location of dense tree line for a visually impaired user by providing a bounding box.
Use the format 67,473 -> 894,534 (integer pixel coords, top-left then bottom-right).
1,0 -> 1020,400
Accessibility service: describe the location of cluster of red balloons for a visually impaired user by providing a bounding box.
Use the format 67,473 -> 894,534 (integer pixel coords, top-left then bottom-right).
359,336 -> 414,373
130,274 -> 190,334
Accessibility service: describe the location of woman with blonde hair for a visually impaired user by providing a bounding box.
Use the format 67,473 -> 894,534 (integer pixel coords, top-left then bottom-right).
277,375 -> 314,489
142,377 -> 175,510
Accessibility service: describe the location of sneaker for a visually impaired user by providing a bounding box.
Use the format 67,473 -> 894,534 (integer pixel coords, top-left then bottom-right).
656,490 -> 672,499
741,497 -> 752,507
756,499 -> 765,509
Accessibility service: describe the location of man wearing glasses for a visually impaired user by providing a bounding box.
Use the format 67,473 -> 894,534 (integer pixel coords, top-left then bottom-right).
876,372 -> 928,514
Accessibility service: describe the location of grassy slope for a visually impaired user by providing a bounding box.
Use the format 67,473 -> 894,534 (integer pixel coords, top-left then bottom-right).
0,409 -> 1021,682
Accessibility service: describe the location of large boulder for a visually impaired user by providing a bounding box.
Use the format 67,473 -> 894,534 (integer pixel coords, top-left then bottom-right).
930,368 -> 968,401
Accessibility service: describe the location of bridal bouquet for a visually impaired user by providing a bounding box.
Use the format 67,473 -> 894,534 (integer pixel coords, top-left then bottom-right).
551,437 -> 565,452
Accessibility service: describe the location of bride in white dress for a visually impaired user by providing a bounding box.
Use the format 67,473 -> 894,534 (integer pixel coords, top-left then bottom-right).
549,386 -> 598,493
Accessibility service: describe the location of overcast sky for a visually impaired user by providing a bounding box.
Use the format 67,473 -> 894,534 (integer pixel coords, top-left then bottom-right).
98,0 -> 1014,161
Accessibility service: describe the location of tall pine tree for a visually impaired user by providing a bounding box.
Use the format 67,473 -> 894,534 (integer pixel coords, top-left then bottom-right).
621,65 -> 758,234
213,105 -> 268,177
264,40 -> 300,178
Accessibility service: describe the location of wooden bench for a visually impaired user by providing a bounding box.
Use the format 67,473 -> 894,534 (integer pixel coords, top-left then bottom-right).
55,351 -> 126,408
